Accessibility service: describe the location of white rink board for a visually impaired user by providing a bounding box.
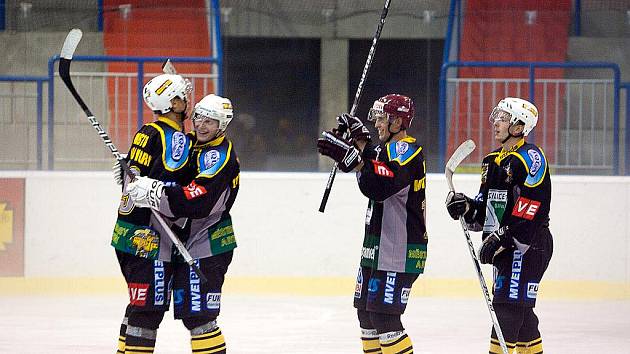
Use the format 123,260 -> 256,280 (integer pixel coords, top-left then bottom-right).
1,171 -> 629,287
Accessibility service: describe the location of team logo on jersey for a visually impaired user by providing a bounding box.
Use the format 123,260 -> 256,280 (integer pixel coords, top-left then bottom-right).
372,160 -> 394,178
512,196 -> 541,220
190,260 -> 201,313
527,149 -> 542,176
183,181 -> 207,200
206,293 -> 221,310
484,189 -> 507,233
527,283 -> 539,299
384,272 -> 397,304
401,287 -> 411,304
367,278 -> 380,303
494,276 -> 506,291
128,283 -> 149,306
374,145 -> 383,159
355,268 -> 363,299
509,251 -> 523,300
131,229 -> 159,257
395,141 -> 409,156
361,246 -> 375,260
154,261 -> 165,306
204,150 -> 221,169
173,289 -> 184,308
171,131 -> 186,161
503,162 -> 513,183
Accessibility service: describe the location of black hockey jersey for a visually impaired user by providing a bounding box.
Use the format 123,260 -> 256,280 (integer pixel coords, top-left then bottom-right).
468,138 -> 551,250
357,136 -> 428,274
111,117 -> 194,260
158,134 -> 240,259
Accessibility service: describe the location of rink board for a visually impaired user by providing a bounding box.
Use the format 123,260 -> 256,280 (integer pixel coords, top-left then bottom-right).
0,171 -> 629,300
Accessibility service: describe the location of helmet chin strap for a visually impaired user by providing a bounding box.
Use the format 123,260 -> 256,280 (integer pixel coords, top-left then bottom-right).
502,124 -> 524,144
384,119 -> 404,144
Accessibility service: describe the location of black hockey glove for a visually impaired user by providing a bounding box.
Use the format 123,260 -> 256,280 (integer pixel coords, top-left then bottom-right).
317,130 -> 362,172
336,113 -> 371,142
479,226 -> 510,264
445,191 -> 473,220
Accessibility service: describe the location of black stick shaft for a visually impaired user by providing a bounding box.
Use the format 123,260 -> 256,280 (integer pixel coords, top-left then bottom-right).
319,0 -> 392,213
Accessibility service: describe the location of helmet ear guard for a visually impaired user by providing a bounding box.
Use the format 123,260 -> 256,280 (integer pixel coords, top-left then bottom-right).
143,74 -> 192,114
192,94 -> 234,132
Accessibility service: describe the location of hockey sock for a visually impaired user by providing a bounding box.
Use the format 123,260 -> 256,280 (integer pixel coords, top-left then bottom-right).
124,326 -> 157,354
379,331 -> 413,354
515,338 -> 543,354
190,327 -> 226,353
489,338 -> 516,354
117,319 -> 127,354
360,328 -> 382,353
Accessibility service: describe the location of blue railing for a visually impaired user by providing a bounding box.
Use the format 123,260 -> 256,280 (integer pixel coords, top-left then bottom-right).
622,82 -> 630,175
0,76 -> 48,169
438,61 -> 621,173
46,55 -> 221,170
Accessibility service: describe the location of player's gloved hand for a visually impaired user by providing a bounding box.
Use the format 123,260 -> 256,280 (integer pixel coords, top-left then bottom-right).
317,130 -> 362,172
112,154 -> 128,186
445,191 -> 472,220
127,176 -> 165,209
479,226 -> 510,264
335,113 -> 371,142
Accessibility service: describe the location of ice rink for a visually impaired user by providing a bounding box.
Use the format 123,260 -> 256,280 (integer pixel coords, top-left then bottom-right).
1,292 -> 629,353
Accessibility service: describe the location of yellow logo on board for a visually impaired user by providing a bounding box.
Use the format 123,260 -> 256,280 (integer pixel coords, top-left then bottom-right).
0,203 -> 14,251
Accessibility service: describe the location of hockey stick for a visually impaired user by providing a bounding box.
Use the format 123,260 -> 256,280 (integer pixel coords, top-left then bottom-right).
445,139 -> 509,354
59,29 -> 207,283
318,0 -> 392,213
162,59 -> 177,75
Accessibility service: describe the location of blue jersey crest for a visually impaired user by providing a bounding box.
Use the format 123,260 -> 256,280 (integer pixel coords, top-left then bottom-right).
517,145 -> 547,187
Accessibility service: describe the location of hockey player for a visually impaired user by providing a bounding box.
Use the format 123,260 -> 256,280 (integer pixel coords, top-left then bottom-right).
445,97 -> 553,354
317,94 -> 427,354
126,94 -> 239,354
111,73 -> 194,354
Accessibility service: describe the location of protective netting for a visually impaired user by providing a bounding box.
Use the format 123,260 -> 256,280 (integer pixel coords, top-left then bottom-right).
220,0 -> 449,26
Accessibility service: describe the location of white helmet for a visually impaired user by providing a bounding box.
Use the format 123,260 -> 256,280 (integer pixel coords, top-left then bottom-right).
192,94 -> 234,132
143,74 -> 192,114
490,97 -> 538,136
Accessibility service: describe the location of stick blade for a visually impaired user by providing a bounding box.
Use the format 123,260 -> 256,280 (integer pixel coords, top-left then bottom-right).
162,59 -> 177,74
446,139 -> 476,173
61,29 -> 83,60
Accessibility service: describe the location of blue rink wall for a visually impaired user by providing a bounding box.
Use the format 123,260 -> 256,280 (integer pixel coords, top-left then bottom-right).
0,171 -> 629,300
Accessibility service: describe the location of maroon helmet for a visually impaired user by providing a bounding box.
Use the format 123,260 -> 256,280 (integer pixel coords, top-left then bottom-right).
367,94 -> 415,129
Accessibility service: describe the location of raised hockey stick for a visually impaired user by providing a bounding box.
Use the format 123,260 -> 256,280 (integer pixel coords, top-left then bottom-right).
318,0 -> 392,213
445,139 -> 509,354
161,59 -> 177,75
59,29 -> 207,283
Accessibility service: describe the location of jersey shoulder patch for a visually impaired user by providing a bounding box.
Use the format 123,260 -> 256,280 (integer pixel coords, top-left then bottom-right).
515,144 -> 547,187
386,139 -> 422,166
198,140 -> 232,178
147,122 -> 191,171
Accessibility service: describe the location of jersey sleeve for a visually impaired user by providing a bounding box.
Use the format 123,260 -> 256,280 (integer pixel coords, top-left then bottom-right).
504,151 -> 548,246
